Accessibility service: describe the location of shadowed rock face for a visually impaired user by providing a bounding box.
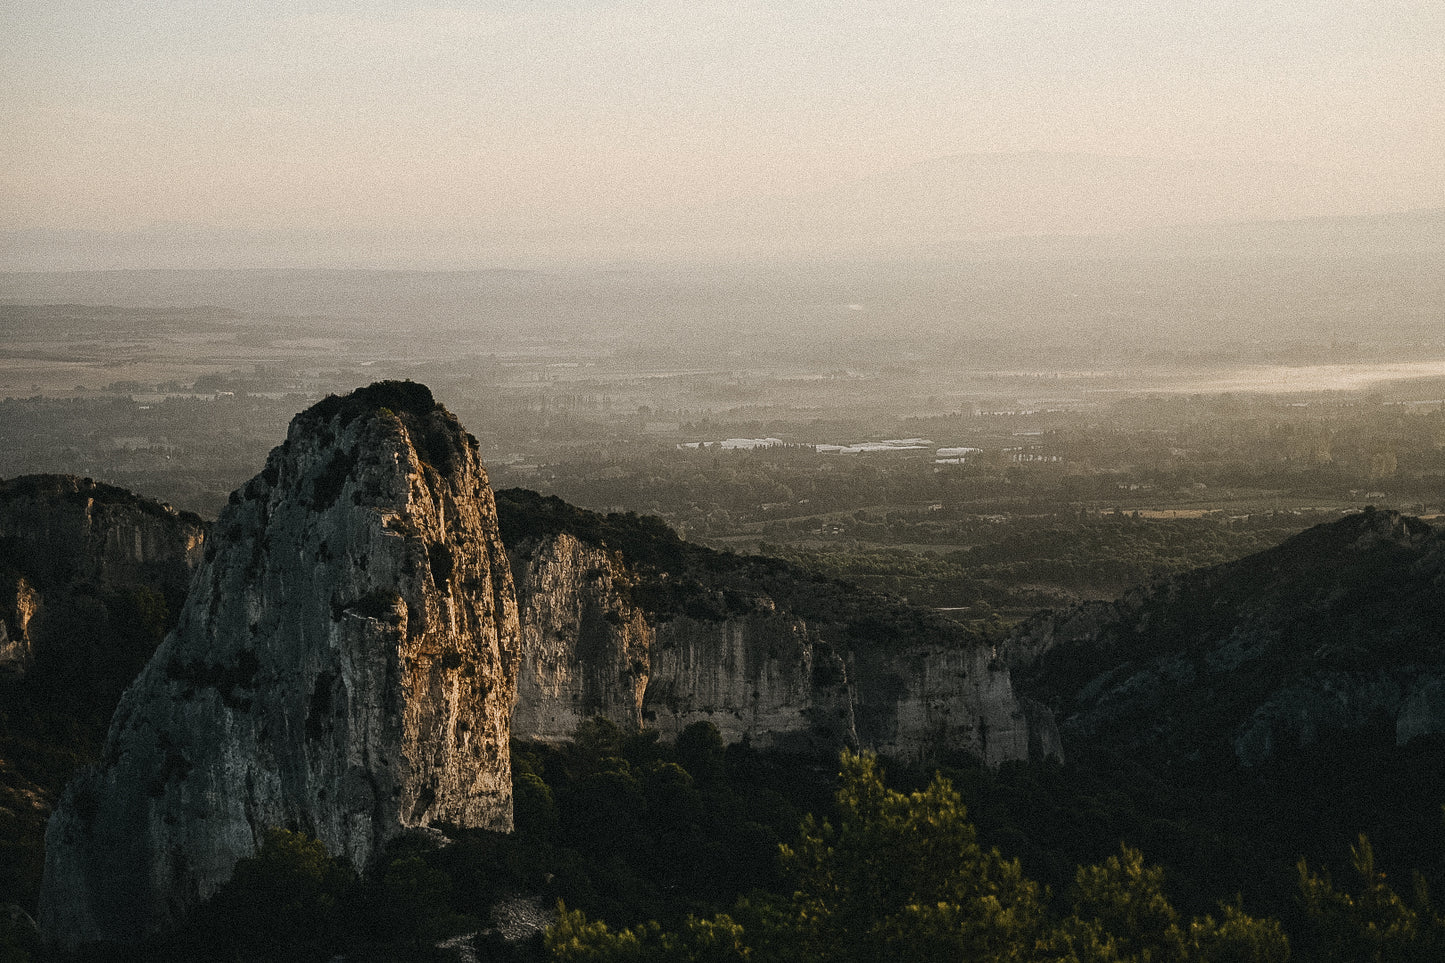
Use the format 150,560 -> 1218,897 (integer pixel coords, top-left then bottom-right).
39,382 -> 520,948
0,475 -> 205,678
1005,508 -> 1445,768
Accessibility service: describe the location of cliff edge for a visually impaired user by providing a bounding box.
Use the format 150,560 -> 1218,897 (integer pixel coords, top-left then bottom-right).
38,382 -> 521,948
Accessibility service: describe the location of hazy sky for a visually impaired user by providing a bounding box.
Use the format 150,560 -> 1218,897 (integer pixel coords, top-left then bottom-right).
3,1 -> 1442,268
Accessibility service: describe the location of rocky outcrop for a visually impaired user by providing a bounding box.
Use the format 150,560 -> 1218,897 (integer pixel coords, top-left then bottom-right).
509,533 -> 653,740
500,490 -> 1056,764
30,385 -> 1063,947
646,609 -> 856,752
0,576 -> 39,676
1006,508 -> 1445,767
0,474 -> 205,678
0,474 -> 205,591
509,528 -> 857,753
39,382 -> 520,949
850,642 -> 1033,766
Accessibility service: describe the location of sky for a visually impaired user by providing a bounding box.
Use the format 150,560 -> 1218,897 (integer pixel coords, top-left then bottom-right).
3,1 -> 1443,268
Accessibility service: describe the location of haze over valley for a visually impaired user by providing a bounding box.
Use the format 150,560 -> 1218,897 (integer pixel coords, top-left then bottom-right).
5,2 -> 1445,959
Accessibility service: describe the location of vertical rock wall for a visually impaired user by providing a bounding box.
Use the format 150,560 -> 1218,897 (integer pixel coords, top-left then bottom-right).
508,530 -> 1051,763
39,384 -> 520,948
645,612 -> 856,751
510,533 -> 653,740
849,643 -> 1037,765
0,474 -> 206,679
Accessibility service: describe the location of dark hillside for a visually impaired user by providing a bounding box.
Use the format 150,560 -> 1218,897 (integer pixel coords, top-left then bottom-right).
0,475 -> 205,911
1011,507 -> 1445,766
991,507 -> 1445,935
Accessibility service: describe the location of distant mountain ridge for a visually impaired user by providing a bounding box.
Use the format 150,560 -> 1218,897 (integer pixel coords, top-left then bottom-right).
5,150 -> 1441,268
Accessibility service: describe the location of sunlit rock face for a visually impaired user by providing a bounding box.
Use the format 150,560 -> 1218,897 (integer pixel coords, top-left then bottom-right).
39,382 -> 520,949
509,531 -> 855,752
0,575 -> 40,676
0,474 -> 205,678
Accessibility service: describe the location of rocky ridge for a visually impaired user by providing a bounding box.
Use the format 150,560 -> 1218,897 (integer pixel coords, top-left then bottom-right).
1005,507 -> 1445,767
28,383 -> 1056,948
499,489 -> 1054,765
38,382 -> 521,948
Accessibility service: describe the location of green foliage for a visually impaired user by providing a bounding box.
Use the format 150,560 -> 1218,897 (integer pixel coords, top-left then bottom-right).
1049,845 -> 1289,963
675,721 -> 724,783
352,852 -> 478,950
515,770 -> 560,834
774,751 -> 1046,962
542,751 -> 1291,963
178,827 -> 353,962
305,380 -> 436,426
1298,833 -> 1445,962
546,904 -> 749,963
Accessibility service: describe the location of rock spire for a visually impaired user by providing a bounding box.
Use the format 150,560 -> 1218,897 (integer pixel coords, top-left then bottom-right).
39,381 -> 521,947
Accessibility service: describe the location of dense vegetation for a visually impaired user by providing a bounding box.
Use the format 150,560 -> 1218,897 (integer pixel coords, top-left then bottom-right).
11,730 -> 1442,962
546,751 -> 1294,963
766,510 -> 1326,621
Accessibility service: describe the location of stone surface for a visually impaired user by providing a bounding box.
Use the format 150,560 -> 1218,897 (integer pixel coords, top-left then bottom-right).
646,609 -> 856,752
505,514 -> 1055,764
39,383 -> 520,948
0,474 -> 205,678
850,642 -> 1034,766
510,532 -> 653,741
0,576 -> 39,676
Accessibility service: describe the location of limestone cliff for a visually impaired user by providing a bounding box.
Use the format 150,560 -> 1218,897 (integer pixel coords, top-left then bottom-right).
509,532 -> 653,740
849,642 -> 1035,766
39,382 -> 520,948
646,609 -> 856,752
498,489 -> 1056,763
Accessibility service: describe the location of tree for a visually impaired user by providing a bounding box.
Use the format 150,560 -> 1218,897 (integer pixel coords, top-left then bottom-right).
185,827 -> 351,962
540,752 -> 1290,963
1298,833 -> 1445,962
771,751 -> 1046,962
545,904 -> 748,963
676,721 -> 724,783
1049,845 -> 1288,963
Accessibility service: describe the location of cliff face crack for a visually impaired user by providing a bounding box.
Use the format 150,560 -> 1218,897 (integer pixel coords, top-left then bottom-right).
306,672 -> 336,741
